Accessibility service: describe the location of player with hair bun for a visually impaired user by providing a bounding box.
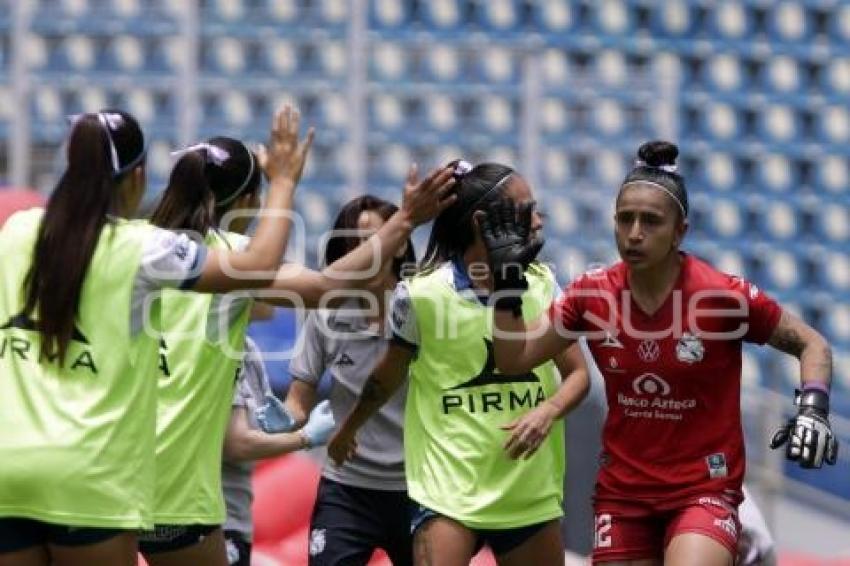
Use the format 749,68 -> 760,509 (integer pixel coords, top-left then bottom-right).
484,140 -> 838,565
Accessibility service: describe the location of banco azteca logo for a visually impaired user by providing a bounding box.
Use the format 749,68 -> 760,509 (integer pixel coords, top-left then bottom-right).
632,372 -> 671,396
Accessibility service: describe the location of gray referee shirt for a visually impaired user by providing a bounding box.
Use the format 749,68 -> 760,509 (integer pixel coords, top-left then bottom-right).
289,300 -> 407,491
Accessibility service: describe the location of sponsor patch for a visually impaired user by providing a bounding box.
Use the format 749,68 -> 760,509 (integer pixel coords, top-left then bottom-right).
706,453 -> 728,479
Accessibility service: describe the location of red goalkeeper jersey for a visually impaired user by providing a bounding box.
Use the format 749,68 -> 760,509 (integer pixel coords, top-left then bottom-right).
550,253 -> 782,502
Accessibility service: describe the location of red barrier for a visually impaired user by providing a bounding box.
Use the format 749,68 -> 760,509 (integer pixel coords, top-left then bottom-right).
252,454 -> 321,544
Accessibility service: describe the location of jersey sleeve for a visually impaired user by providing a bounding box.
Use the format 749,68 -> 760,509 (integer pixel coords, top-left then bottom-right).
287,311 -> 328,385
389,281 -> 419,352
138,227 -> 208,290
734,277 -> 782,344
548,274 -> 588,332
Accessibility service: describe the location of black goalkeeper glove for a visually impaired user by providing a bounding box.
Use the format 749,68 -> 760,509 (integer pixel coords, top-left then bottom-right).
479,198 -> 544,316
770,387 -> 839,469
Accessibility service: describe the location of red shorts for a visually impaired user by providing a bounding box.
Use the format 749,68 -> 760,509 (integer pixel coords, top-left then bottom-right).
591,493 -> 740,563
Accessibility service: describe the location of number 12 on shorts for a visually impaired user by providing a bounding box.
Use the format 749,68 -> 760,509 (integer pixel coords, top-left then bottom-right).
594,514 -> 613,549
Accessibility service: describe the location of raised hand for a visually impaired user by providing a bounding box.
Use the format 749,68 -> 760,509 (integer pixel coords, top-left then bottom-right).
400,164 -> 457,226
478,198 -> 544,314
257,104 -> 315,185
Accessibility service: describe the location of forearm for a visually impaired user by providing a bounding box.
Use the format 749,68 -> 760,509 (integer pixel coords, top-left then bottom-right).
799,338 -> 833,388
340,374 -> 401,433
237,177 -> 295,272
225,429 -> 307,462
768,310 -> 832,389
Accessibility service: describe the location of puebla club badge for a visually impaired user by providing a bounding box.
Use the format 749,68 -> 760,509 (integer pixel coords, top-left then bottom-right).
676,332 -> 704,364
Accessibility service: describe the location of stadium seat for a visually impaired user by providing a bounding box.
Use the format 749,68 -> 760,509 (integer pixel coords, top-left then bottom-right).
756,104 -> 800,143
370,41 -> 407,81
477,0 -> 521,32
649,1 -> 696,38
829,2 -> 850,42
422,0 -> 466,30
541,147 -> 571,187
705,54 -> 746,93
757,153 -> 796,193
709,1 -> 754,40
765,55 -> 802,94
752,196 -> 800,241
814,154 -> 848,194
591,0 -> 633,36
822,58 -> 850,95
530,0 -> 573,33
766,2 -> 813,43
425,44 -> 462,82
475,46 -> 518,84
370,0 -> 411,29
816,104 -> 850,144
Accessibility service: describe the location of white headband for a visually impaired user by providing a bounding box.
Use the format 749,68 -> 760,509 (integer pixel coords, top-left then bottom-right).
67,112 -> 125,174
170,142 -> 256,206
621,180 -> 687,218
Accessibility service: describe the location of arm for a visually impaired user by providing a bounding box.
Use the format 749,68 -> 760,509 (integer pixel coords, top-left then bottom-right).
192,105 -> 314,293
767,309 -> 838,468
285,379 -> 319,428
258,165 -> 457,308
501,342 -> 589,459
493,311 -> 574,375
767,309 -> 832,389
326,344 -> 414,465
223,406 -> 308,462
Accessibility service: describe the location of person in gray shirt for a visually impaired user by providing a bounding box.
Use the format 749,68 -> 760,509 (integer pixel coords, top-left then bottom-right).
284,195 -> 418,566
222,336 -> 335,566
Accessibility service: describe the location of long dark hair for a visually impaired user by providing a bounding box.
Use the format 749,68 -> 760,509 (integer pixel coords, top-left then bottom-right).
619,140 -> 688,220
422,160 -> 514,268
324,195 -> 416,280
149,137 -> 261,234
23,110 -> 146,365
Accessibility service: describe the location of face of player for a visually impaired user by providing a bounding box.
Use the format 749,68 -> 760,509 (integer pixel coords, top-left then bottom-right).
614,183 -> 687,271
501,174 -> 543,238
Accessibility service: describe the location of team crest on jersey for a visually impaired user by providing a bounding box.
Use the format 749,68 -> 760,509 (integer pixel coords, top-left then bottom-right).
600,331 -> 624,349
676,332 -> 704,364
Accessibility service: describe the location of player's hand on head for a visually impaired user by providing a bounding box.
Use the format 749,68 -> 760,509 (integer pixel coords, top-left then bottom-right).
770,388 -> 839,469
261,103 -> 315,185
400,164 -> 457,226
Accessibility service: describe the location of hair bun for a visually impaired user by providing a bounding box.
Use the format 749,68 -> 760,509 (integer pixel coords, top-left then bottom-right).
637,140 -> 678,168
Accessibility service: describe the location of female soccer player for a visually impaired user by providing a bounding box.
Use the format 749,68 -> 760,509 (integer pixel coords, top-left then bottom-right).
328,161 -> 590,566
139,138 -> 457,566
221,336 -> 336,566
0,108 -> 455,566
482,141 -> 838,565
281,195 -> 417,566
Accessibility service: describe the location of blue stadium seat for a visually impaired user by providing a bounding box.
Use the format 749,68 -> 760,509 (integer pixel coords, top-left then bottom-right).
764,55 -> 803,94
541,147 -> 571,187
319,39 -> 347,79
766,2 -> 814,43
475,95 -> 516,136
367,141 -> 412,185
530,0 -> 573,34
594,49 -> 628,87
805,245 -> 850,293
741,349 -> 763,389
702,102 -> 742,141
539,192 -> 579,238
814,154 -> 848,195
591,0 -> 634,36
649,1 -> 697,38
264,38 -> 299,77
757,153 -> 797,193
816,104 -> 850,144
749,243 -> 803,291
424,44 -> 463,82
705,53 -> 746,93
751,195 -> 801,241
829,3 -> 850,43
370,93 -> 405,131
822,58 -> 850,96
804,198 -> 849,245
701,151 -> 739,192
708,1 -> 754,40
474,46 -> 518,85
540,97 -> 571,139
370,0 -> 411,29
756,104 -> 800,143
423,93 -> 458,132
823,302 -> 850,346
422,0 -> 467,30
477,0 -> 522,32
591,98 -> 626,139
540,49 -> 571,87
369,41 -> 408,82
689,192 -> 746,241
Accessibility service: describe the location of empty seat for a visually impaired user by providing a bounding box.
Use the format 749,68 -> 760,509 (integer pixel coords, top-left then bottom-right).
370,93 -> 405,131
530,0 -> 573,33
766,2 -> 813,43
265,39 -> 298,76
757,153 -> 795,193
815,155 -> 848,194
822,58 -> 850,95
706,54 -> 745,93
370,42 -> 407,81
704,152 -> 738,192
422,0 -> 466,30
816,105 -> 850,144
709,1 -> 753,40
765,55 -> 802,94
370,0 -> 410,29
477,46 -> 517,84
540,97 -> 570,136
478,0 -> 521,31
592,0 -> 632,36
542,147 -> 570,186
426,45 -> 462,82
649,0 -> 695,38
756,104 -> 799,143
424,94 -> 457,132
540,49 -> 570,86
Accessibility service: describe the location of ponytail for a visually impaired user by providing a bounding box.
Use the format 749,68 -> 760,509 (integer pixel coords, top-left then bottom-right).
149,151 -> 215,235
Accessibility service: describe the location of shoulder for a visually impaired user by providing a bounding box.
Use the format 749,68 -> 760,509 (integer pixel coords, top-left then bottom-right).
566,261 -> 625,292
684,253 -> 751,293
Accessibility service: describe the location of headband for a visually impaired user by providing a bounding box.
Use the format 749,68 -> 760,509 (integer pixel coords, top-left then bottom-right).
170,141 -> 257,207
621,180 -> 687,218
67,112 -> 146,177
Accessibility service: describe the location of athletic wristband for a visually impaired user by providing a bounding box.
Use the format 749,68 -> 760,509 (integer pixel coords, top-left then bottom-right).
802,381 -> 830,395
